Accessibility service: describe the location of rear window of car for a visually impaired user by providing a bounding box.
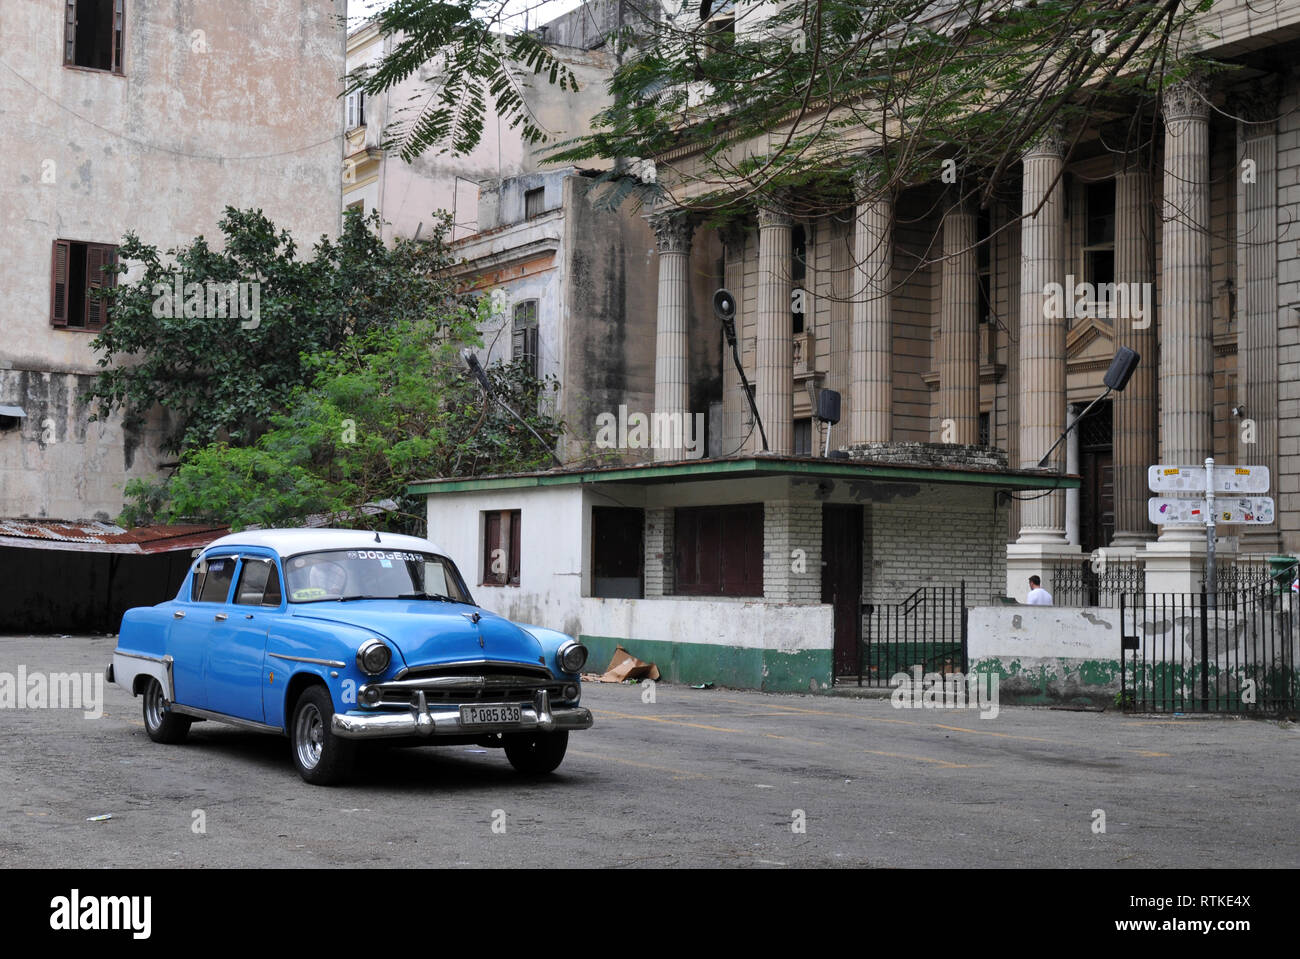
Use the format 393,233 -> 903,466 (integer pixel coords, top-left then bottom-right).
192,555 -> 237,603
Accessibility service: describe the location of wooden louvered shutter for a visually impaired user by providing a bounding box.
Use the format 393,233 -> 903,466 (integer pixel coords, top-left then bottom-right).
113,0 -> 125,74
63,0 -> 76,65
85,244 -> 115,330
51,240 -> 70,327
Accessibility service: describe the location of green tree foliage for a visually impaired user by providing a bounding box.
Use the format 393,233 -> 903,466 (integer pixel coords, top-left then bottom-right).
546,0 -> 1217,217
120,307 -> 564,532
87,207 -> 465,454
358,0 -> 1216,218
347,0 -> 582,160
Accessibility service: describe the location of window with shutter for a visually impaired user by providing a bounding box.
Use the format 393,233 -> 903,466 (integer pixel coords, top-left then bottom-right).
52,240 -> 117,331
673,504 -> 763,597
481,510 -> 521,586
84,244 -> 114,330
50,240 -> 70,327
346,91 -> 366,129
524,187 -> 545,219
66,0 -> 124,74
512,300 -> 539,377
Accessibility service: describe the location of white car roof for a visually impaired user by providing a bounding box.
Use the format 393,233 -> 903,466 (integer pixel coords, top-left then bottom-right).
204,528 -> 447,558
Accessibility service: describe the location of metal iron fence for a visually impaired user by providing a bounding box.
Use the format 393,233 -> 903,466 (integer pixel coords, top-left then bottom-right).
1120,587 -> 1298,714
856,582 -> 967,687
1048,557 -> 1145,607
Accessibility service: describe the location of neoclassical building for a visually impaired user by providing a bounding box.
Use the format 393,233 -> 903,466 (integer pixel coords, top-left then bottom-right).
636,11 -> 1300,597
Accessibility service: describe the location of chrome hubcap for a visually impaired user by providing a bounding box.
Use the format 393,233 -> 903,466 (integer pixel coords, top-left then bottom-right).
295,703 -> 323,769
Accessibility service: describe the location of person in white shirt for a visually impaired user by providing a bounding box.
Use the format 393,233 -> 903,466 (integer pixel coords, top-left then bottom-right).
1026,575 -> 1053,606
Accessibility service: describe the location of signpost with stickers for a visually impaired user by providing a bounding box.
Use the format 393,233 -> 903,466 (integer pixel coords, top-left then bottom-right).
1147,460 -> 1274,607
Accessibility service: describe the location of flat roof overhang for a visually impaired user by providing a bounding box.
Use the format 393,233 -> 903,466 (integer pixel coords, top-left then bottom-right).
409,455 -> 1081,496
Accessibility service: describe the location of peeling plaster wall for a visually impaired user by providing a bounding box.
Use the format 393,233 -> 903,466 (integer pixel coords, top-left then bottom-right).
968,606 -> 1124,706
0,0 -> 345,520
561,176 -> 659,463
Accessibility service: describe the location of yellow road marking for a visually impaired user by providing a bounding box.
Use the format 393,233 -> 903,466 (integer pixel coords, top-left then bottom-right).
589,708 -> 741,733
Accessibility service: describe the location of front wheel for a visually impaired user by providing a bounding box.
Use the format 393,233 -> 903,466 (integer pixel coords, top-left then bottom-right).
504,730 -> 569,774
142,677 -> 191,745
290,686 -> 356,786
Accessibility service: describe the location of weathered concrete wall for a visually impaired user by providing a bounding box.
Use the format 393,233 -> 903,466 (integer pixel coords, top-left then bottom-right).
0,370 -> 173,522
968,606 -> 1123,706
577,598 -> 834,693
560,175 -> 658,462
1,0 -> 345,520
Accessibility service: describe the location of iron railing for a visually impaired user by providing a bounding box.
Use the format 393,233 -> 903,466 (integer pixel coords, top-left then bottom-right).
1048,557 -> 1145,607
856,582 -> 967,687
1120,588 -> 1298,714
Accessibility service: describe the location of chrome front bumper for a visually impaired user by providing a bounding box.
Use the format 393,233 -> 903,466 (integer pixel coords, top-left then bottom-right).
331,688 -> 593,740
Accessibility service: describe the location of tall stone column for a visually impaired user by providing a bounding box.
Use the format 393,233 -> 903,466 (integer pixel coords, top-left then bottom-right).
939,199 -> 980,444
851,172 -> 893,443
1157,75 -> 1214,544
1110,143 -> 1158,547
1016,128 -> 1068,543
1007,127 -> 1077,598
1235,79 -> 1281,553
649,210 -> 695,461
756,202 -> 794,454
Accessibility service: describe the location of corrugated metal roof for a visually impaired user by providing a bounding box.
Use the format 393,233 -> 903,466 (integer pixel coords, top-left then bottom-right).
0,520 -> 228,555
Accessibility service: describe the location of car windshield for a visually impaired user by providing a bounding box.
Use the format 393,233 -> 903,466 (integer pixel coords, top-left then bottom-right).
283,549 -> 473,604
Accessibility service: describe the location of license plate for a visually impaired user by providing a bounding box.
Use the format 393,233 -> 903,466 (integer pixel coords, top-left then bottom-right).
460,704 -> 522,726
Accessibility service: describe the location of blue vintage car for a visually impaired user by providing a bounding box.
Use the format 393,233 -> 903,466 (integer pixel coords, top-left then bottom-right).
107,528 -> 593,784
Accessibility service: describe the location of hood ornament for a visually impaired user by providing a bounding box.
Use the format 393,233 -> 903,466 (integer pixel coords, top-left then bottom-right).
462,609 -> 484,645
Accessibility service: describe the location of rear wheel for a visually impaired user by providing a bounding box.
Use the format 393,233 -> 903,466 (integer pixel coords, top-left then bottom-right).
142,677 -> 191,745
290,686 -> 356,786
504,730 -> 568,774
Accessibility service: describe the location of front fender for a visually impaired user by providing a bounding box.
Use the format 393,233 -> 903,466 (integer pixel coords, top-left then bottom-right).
518,624 -> 583,679
266,619 -> 405,729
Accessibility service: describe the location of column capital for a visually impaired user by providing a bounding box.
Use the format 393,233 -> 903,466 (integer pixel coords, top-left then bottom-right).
647,208 -> 696,255
851,167 -> 892,204
1022,124 -> 1068,161
1228,75 -> 1279,127
756,196 -> 794,229
1161,74 -> 1211,123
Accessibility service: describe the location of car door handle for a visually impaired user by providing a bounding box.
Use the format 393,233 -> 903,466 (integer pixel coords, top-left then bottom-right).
214,613 -> 228,622
173,611 -> 185,620
244,614 -> 254,620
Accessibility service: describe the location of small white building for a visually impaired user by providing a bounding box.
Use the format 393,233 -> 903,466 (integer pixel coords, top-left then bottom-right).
414,448 -> 1070,691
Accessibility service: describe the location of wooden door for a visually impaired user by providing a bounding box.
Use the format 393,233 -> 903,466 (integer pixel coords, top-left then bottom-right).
821,504 -> 864,677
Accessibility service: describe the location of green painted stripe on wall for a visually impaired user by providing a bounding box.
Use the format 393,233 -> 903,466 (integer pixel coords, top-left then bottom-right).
580,634 -> 833,693
971,656 -> 1124,707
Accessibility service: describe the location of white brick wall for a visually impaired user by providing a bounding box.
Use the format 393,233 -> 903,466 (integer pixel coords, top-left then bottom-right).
644,507 -> 673,596
863,495 -> 1009,607
763,500 -> 823,604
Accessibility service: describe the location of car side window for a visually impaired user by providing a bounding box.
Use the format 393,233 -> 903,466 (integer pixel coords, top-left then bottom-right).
196,556 -> 237,604
235,557 -> 282,607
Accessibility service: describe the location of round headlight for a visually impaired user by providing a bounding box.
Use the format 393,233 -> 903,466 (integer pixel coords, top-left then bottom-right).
360,685 -> 382,707
557,640 -> 588,674
357,640 -> 391,676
